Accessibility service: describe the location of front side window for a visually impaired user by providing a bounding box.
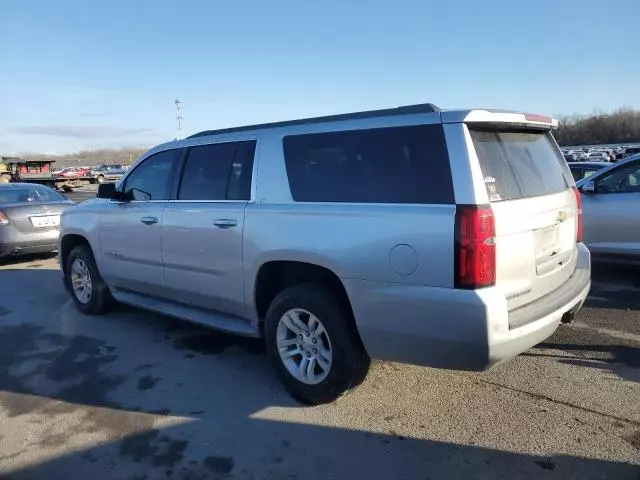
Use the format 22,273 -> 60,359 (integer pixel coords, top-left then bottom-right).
123,149 -> 180,201
596,162 -> 640,194
282,125 -> 453,204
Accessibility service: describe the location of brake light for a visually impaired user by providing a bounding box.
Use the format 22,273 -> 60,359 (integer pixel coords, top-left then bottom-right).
524,113 -> 552,123
455,205 -> 496,289
0,211 -> 9,226
572,187 -> 583,242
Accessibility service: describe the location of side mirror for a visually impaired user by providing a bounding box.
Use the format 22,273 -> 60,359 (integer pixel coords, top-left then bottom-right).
97,182 -> 126,201
581,180 -> 596,194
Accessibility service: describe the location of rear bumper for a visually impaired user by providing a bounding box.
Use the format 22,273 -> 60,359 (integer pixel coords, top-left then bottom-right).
0,226 -> 60,256
344,243 -> 591,370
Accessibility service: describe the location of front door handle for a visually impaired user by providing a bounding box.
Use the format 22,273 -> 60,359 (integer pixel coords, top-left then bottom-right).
213,218 -> 238,229
141,216 -> 159,225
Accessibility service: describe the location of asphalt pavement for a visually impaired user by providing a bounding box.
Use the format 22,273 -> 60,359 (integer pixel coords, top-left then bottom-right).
0,191 -> 638,479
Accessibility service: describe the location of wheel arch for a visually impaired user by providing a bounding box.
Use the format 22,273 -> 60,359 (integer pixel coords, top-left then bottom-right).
253,259 -> 356,328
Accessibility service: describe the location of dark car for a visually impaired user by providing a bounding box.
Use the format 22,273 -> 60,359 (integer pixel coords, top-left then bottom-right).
624,146 -> 640,158
0,183 -> 75,258
568,162 -> 609,182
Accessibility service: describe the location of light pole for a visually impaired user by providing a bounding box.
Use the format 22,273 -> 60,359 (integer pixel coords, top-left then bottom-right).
175,99 -> 183,140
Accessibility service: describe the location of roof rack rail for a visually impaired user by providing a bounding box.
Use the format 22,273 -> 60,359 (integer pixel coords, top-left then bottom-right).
187,103 -> 440,139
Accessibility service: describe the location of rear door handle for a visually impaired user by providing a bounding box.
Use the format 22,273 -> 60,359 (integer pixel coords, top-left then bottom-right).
141,216 -> 158,225
213,218 -> 238,229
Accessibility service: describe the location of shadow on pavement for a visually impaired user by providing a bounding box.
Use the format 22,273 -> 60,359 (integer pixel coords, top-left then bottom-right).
0,264 -> 639,478
529,342 -> 640,384
0,252 -> 58,268
0,317 -> 638,479
587,263 -> 640,311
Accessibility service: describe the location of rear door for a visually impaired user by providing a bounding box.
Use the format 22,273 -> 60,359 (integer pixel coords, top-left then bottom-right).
467,126 -> 579,311
161,140 -> 256,317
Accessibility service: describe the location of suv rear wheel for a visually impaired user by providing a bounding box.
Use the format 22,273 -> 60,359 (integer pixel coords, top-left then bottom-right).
264,284 -> 370,404
66,245 -> 113,315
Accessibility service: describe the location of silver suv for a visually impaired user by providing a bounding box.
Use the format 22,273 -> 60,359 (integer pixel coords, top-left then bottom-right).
59,104 -> 591,404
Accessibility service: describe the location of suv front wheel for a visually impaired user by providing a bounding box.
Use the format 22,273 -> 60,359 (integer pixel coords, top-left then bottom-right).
264,284 -> 370,404
66,245 -> 113,315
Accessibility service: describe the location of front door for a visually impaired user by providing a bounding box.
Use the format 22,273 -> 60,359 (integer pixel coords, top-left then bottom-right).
582,159 -> 640,257
99,148 -> 181,297
162,140 -> 256,318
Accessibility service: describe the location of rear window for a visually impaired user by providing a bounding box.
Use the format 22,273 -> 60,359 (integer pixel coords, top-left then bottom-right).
469,129 -> 570,202
283,124 -> 453,204
0,186 -> 66,203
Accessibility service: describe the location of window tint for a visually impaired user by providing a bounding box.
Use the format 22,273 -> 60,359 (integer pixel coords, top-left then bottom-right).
283,125 -> 453,204
123,149 -> 179,201
470,129 -> 570,202
597,162 -> 640,194
226,141 -> 256,200
178,141 -> 256,201
179,143 -> 235,200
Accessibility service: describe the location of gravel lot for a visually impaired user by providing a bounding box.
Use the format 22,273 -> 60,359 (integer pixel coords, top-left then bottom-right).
0,188 -> 638,479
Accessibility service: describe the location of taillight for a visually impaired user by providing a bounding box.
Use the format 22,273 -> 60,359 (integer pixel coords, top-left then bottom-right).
0,211 -> 9,226
572,187 -> 583,242
455,205 -> 496,289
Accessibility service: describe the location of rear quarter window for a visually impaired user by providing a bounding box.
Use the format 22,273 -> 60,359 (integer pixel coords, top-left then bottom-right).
283,124 -> 454,204
469,128 -> 570,202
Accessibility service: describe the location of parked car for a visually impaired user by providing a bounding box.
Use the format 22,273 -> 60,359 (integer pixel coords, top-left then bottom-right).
58,105 -> 590,403
55,167 -> 80,177
0,183 -> 74,258
91,164 -> 127,184
564,153 -> 578,162
577,154 -> 640,262
586,152 -> 609,162
568,162 -> 609,181
623,146 -> 640,158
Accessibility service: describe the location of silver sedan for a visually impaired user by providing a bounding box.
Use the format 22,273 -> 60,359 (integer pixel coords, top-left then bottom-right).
0,183 -> 75,258
576,154 -> 640,262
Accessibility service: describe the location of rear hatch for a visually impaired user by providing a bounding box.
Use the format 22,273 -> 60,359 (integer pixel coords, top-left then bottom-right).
467,123 -> 579,316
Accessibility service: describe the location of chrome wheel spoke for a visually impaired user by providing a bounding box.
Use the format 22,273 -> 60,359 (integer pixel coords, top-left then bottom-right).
282,313 -> 303,335
281,347 -> 301,359
298,356 -> 310,380
306,356 -> 317,380
277,337 -> 298,348
316,354 -> 330,372
289,311 -> 308,332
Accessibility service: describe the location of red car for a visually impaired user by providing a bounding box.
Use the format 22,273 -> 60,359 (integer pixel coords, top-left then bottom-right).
55,167 -> 91,178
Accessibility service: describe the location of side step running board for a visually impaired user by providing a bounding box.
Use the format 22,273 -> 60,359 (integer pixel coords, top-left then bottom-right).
110,287 -> 261,338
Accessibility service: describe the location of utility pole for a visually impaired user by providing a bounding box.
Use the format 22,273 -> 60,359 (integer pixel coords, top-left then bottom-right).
175,99 -> 183,140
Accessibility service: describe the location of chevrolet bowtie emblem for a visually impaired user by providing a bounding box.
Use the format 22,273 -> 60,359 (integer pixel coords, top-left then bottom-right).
556,211 -> 567,223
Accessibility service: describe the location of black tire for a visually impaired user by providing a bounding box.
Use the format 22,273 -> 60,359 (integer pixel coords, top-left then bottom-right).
66,244 -> 114,315
264,283 -> 370,404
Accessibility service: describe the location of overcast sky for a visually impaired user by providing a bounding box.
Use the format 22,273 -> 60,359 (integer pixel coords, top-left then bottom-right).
2,0 -> 639,154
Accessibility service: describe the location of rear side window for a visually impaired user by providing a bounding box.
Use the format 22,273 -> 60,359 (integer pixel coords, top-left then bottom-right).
470,129 -> 570,202
283,125 -> 453,204
178,141 -> 256,201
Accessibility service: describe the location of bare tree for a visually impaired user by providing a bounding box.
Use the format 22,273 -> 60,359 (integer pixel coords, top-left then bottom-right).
555,108 -> 640,146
